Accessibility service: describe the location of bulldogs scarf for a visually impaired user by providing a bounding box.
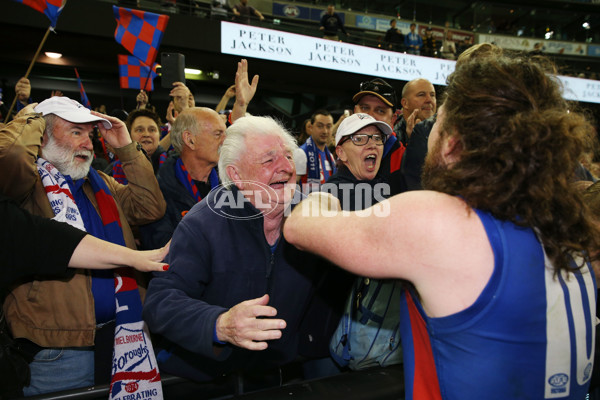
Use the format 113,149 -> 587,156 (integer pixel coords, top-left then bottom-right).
174,157 -> 219,202
36,158 -> 163,400
302,136 -> 336,185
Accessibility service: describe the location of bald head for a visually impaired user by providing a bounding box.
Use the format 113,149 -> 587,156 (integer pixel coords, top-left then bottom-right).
401,78 -> 436,122
171,107 -> 226,158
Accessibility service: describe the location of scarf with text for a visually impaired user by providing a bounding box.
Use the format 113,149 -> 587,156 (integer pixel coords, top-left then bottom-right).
35,158 -> 163,400
303,136 -> 336,184
175,157 -> 219,202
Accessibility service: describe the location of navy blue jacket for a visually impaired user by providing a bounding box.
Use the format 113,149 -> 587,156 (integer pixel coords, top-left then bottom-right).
400,116 -> 435,191
142,186 -> 319,381
139,154 -> 196,249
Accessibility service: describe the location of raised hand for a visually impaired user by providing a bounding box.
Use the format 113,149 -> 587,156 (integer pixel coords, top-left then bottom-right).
91,111 -> 132,149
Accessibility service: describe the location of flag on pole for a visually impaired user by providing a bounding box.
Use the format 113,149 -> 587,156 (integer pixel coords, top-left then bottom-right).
74,68 -> 91,109
12,0 -> 66,28
118,55 -> 158,91
113,6 -> 169,67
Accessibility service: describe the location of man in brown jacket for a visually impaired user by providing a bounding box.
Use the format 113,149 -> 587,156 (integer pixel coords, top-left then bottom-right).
0,96 -> 166,395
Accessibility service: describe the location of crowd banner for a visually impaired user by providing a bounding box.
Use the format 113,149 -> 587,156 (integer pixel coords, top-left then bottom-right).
221,21 -> 600,104
221,21 -> 455,86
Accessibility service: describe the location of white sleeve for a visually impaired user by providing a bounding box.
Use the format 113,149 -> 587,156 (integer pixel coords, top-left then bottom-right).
293,148 -> 307,176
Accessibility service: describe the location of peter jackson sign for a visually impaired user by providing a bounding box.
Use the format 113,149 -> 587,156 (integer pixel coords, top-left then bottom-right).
221,21 -> 600,104
221,21 -> 453,85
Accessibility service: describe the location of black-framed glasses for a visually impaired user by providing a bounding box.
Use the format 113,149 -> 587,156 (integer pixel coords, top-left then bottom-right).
340,133 -> 387,146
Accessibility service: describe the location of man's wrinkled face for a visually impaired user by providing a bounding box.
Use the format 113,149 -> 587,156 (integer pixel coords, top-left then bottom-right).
402,80 -> 437,122
193,112 -> 227,165
42,118 -> 95,180
234,134 -> 296,214
336,124 -> 384,181
310,114 -> 334,149
354,95 -> 394,126
131,116 -> 160,156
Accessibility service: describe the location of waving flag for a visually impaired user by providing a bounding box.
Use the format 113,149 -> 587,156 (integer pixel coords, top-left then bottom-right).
12,0 -> 66,28
118,55 -> 158,91
74,68 -> 91,109
113,6 -> 169,67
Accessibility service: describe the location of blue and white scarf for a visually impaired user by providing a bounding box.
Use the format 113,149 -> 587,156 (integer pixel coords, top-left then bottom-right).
36,158 -> 163,400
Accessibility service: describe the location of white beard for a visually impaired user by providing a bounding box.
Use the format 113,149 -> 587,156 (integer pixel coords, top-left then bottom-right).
42,136 -> 93,180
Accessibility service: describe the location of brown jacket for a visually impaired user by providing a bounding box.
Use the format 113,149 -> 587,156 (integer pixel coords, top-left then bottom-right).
0,113 -> 166,347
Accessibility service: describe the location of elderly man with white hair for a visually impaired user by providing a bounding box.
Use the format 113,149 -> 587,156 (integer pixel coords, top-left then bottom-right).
143,115 -> 321,386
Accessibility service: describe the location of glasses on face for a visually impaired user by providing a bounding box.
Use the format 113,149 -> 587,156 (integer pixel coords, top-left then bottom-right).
341,133 -> 387,146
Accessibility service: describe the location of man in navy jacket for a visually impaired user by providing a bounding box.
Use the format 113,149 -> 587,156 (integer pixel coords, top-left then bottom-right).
143,115 -> 322,383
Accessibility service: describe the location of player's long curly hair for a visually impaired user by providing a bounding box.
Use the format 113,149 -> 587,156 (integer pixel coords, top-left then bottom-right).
423,53 -> 600,274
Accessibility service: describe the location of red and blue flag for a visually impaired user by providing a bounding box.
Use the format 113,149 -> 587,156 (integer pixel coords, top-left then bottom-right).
113,6 -> 169,67
12,0 -> 66,28
118,55 -> 158,91
74,68 -> 91,109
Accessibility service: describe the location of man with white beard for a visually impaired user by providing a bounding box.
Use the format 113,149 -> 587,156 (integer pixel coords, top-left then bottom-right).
0,96 -> 165,396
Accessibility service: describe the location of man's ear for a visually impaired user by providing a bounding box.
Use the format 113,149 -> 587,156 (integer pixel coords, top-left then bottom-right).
183,131 -> 195,149
442,134 -> 463,163
226,164 -> 243,189
306,122 -> 313,135
400,98 -> 408,110
391,111 -> 399,126
41,131 -> 49,147
335,145 -> 348,162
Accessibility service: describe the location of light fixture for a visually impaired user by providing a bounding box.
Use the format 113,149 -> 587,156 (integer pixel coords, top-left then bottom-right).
583,22 -> 591,30
45,52 -> 62,59
212,71 -> 219,80
184,68 -> 202,75
544,31 -> 554,40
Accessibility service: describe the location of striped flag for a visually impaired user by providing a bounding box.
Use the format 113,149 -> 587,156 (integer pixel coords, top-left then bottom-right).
113,6 -> 169,67
118,55 -> 158,91
12,0 -> 66,28
74,68 -> 91,109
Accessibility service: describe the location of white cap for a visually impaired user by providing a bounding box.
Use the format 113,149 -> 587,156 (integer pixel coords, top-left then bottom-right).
335,113 -> 392,146
34,96 -> 112,129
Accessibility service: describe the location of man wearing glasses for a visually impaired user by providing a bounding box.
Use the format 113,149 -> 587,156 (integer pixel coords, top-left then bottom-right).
352,78 -> 406,194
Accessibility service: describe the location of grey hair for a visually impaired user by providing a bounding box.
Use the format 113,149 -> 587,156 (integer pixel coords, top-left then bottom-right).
43,114 -> 59,138
218,115 -> 297,188
170,107 -> 213,153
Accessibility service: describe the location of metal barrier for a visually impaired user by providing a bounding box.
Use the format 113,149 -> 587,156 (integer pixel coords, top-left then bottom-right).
15,366 -> 404,399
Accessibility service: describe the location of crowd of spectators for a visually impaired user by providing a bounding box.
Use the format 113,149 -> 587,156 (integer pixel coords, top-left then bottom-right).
2,1 -> 600,399
146,0 -> 600,81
